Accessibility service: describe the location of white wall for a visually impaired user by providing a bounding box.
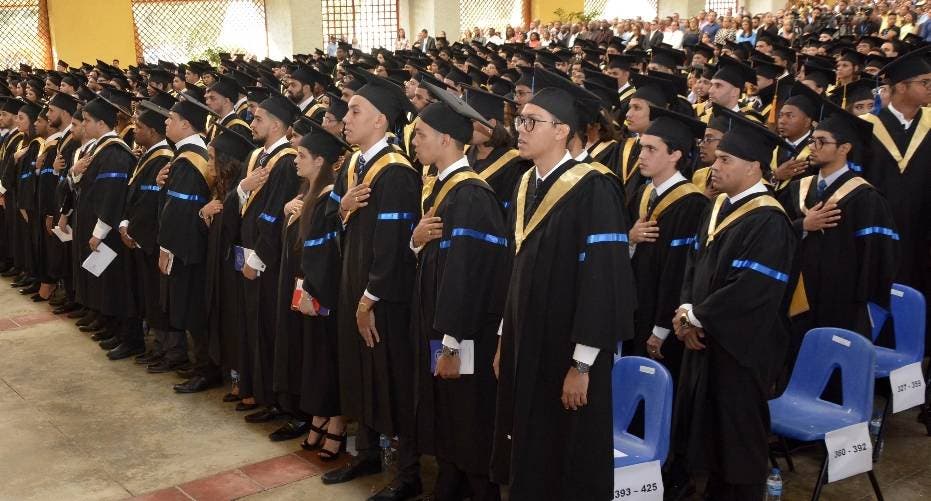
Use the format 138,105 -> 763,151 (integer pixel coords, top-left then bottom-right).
266,0 -> 324,58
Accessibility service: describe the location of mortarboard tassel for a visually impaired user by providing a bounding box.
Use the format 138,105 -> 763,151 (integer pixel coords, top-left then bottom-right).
841,84 -> 847,110
767,84 -> 778,127
872,85 -> 883,115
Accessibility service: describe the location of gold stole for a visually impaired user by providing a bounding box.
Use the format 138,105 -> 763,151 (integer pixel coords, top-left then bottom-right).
304,103 -> 326,118
620,137 -> 639,185
344,149 -> 414,224
241,147 -> 297,215
477,149 -> 519,182
129,148 -> 173,185
426,170 -> 483,215
38,137 -> 56,161
588,139 -> 617,160
1,131 -> 24,160
403,118 -> 418,154
288,185 -> 334,227
513,163 -> 595,253
861,112 -> 931,173
773,144 -> 811,191
704,193 -> 784,244
638,182 -> 702,221
692,167 -> 710,192
87,137 -> 129,163
176,150 -> 213,189
588,161 -> 617,178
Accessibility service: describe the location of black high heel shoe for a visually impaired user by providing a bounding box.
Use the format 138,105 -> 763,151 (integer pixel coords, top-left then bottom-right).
300,418 -> 330,451
317,431 -> 348,461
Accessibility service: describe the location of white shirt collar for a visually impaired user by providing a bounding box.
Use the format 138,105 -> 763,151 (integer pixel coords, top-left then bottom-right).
818,165 -> 849,188
47,130 -> 64,141
234,96 -> 247,109
62,124 -> 73,135
361,136 -> 390,160
887,103 -> 914,129
144,139 -> 169,156
653,171 -> 687,196
262,135 -> 288,154
536,150 -> 572,182
618,82 -> 631,93
728,180 -> 768,203
730,104 -> 741,112
298,95 -> 315,111
788,130 -> 811,148
437,156 -> 469,181
175,133 -> 206,150
219,110 -> 235,123
573,150 -> 589,162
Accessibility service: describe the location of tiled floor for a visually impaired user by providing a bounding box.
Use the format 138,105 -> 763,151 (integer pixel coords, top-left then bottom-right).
0,278 -> 928,500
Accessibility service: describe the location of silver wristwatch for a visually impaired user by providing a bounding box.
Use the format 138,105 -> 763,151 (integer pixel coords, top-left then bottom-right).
572,360 -> 591,374
441,345 -> 459,358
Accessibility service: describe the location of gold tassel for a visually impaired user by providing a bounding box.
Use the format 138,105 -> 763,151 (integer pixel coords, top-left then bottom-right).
767,83 -> 778,127
789,274 -> 811,317
841,84 -> 847,110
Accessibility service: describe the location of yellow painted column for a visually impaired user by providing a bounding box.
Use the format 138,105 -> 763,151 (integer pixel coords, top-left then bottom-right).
530,0 -> 584,24
47,0 -> 138,67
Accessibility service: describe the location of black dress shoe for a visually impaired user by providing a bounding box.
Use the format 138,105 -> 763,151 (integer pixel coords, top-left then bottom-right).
0,264 -> 14,275
367,479 -> 423,501
235,401 -> 259,411
49,296 -> 66,307
173,375 -> 222,393
10,276 -> 29,287
99,337 -> 121,350
79,317 -> 110,332
107,343 -> 145,360
18,283 -> 39,295
147,359 -> 189,374
135,351 -> 164,365
322,456 -> 383,485
30,293 -> 47,302
244,406 -> 284,423
269,420 -> 310,441
175,367 -> 198,379
1,267 -> 19,277
67,307 -> 89,319
74,311 -> 97,326
53,302 -> 80,315
222,393 -> 242,402
90,330 -> 114,342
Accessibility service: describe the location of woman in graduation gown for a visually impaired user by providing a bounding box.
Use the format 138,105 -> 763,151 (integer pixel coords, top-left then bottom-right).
464,87 -> 530,212
36,107 -> 67,301
203,126 -> 252,402
289,123 -> 349,459
13,102 -> 43,294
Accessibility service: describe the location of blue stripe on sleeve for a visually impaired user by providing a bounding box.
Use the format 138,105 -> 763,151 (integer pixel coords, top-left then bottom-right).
579,233 -> 629,262
139,184 -> 160,192
669,236 -> 697,248
304,231 -> 338,247
376,212 -> 415,221
166,190 -> 205,202
96,172 -> 128,181
329,191 -> 342,204
730,259 -> 789,282
259,212 -> 278,223
854,226 -> 900,240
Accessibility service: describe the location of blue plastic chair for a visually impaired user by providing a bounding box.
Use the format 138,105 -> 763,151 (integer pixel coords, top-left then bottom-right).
870,285 -> 927,459
867,302 -> 888,343
611,356 -> 673,468
769,328 -> 882,500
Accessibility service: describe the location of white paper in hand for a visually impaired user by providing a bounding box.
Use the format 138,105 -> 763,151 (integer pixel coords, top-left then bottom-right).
81,242 -> 117,277
824,421 -> 872,483
52,225 -> 73,242
458,340 -> 475,375
890,362 -> 926,413
612,460 -> 663,500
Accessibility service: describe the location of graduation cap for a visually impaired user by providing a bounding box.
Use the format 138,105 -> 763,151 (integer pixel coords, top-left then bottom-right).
714,104 -> 787,171
290,64 -> 330,88
353,71 -> 416,127
527,87 -> 577,133
644,105 -> 706,153
57,59 -> 69,69
607,54 -> 636,71
857,36 -> 885,50
212,121 -> 258,160
713,55 -> 756,89
770,44 -> 797,66
629,72 -> 677,107
648,70 -> 689,97
699,63 -> 717,80
723,40 -> 753,61
292,115 -> 316,136
297,115 -> 351,164
444,65 -> 472,87
864,54 -> 890,70
801,60 -> 836,90
828,77 -> 878,110
45,71 -> 62,86
651,45 -> 687,70
818,27 -> 839,39
320,92 -> 345,121
782,81 -> 823,119
584,80 -> 620,112
487,75 -> 514,97
417,81 -> 491,144
208,74 -> 243,102
18,101 -> 41,122
135,98 -> 169,134
97,87 -> 134,116
244,85 -> 271,104
385,68 -> 412,86
76,85 -> 96,103
816,99 -> 873,162
752,56 -> 782,80
173,91 -> 210,132
902,33 -> 927,49
837,48 -> 864,67
83,97 -> 120,127
48,91 -> 79,115
258,91 -> 301,126
465,85 -> 513,122
755,31 -> 785,48
688,43 -> 716,61
582,69 -> 618,91
1,97 -> 24,114
880,46 -> 931,85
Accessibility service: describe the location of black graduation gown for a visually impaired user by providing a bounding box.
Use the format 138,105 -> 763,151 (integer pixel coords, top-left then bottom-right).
332,144 -> 420,436
780,170 -> 899,339
490,160 -> 636,501
298,190 -> 342,417
862,109 -> 931,330
673,192 -> 795,485
0,131 -> 23,266
15,138 -> 41,277
467,146 -> 531,212
73,136 -> 137,317
125,144 -> 173,330
158,144 -> 211,332
239,143 -> 299,404
412,168 -> 510,475
619,137 -> 644,208
50,131 -> 79,282
206,183 -> 247,373
587,138 -> 620,174
771,133 -> 815,193
37,135 -> 64,282
627,180 -> 708,383
273,213 -> 307,414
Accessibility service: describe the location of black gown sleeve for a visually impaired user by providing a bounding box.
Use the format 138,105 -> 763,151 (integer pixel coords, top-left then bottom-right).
301,194 -> 342,310
252,155 -> 299,264
365,165 -> 420,301
157,158 -> 210,264
92,146 -> 136,228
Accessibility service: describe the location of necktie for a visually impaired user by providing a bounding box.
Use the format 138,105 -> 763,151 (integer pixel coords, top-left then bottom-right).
647,188 -> 658,214
259,151 -> 270,166
532,177 -> 545,206
356,154 -> 367,177
718,198 -> 733,222
817,179 -> 827,200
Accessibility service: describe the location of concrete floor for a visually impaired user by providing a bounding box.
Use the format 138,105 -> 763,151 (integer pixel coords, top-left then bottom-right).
0,278 -> 928,501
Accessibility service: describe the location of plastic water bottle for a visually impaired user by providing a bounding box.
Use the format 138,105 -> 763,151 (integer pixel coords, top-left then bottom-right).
869,416 -> 884,456
380,434 -> 397,472
764,468 -> 783,501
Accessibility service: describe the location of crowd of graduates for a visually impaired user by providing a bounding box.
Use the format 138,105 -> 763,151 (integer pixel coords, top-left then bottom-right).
0,1 -> 928,500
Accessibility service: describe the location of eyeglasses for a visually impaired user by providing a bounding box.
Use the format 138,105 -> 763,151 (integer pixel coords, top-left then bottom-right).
905,78 -> 931,89
699,136 -> 721,145
807,136 -> 838,148
514,115 -> 565,132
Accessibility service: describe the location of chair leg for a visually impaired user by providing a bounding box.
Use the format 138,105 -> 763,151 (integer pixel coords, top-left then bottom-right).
780,436 -> 796,472
874,396 -> 891,463
810,450 -> 829,501
769,450 -> 779,470
867,470 -> 884,501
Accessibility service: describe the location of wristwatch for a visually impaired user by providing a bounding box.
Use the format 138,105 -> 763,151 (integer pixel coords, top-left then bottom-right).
441,345 -> 459,358
572,360 -> 591,374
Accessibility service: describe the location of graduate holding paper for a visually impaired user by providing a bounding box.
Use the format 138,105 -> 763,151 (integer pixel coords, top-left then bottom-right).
409,83 -> 509,501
